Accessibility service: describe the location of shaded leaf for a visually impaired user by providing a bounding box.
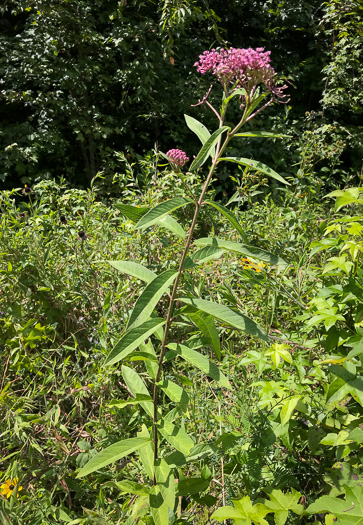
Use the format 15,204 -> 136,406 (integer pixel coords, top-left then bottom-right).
135,197 -> 193,230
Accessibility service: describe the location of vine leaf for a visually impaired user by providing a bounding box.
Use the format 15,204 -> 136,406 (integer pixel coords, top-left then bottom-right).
178,297 -> 269,342
135,197 -> 193,230
306,485 -> 363,524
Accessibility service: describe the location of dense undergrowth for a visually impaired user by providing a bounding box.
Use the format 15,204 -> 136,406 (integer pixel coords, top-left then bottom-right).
1,170 -> 363,524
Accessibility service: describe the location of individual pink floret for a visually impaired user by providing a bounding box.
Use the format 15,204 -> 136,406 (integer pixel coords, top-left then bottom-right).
166,149 -> 189,167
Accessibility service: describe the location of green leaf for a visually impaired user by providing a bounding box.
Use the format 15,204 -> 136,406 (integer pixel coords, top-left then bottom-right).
184,114 -> 211,145
185,309 -> 221,360
204,200 -> 248,242
219,157 -> 290,185
190,126 -> 229,171
156,215 -> 186,238
108,260 -> 156,283
135,197 -> 193,230
194,237 -> 288,267
110,480 -> 149,496
155,458 -> 175,511
127,270 -> 177,329
178,297 -> 269,342
122,365 -> 153,417
114,203 -> 149,223
158,418 -> 195,455
261,489 -> 303,525
105,318 -> 165,366
76,437 -> 151,478
157,380 -> 189,407
137,425 -> 154,480
306,485 -> 363,524
177,477 -> 210,496
280,396 -> 307,426
149,486 -> 170,525
167,342 -> 231,389
212,495 -> 270,524
183,246 -> 225,269
107,394 -> 153,409
234,131 -> 288,138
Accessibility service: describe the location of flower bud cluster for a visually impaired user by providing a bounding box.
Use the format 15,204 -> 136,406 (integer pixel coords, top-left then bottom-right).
166,149 -> 189,167
194,47 -> 276,92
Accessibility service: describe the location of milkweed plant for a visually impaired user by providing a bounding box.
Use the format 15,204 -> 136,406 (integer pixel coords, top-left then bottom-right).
76,47 -> 291,522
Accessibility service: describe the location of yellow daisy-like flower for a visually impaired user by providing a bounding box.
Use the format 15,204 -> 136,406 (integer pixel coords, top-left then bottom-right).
0,478 -> 23,499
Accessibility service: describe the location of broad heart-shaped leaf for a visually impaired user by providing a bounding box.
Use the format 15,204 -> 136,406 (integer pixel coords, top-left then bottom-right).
183,245 -> 225,270
177,476 -> 210,496
114,203 -> 149,223
306,485 -> 363,524
108,260 -> 157,284
234,131 -> 288,139
122,365 -> 153,417
204,200 -> 248,242
219,157 -> 290,185
194,237 -> 288,267
135,197 -> 193,230
260,488 -> 303,525
184,309 -> 221,360
127,270 -> 177,329
327,365 -> 363,407
190,126 -> 230,171
156,215 -> 185,238
76,437 -> 151,478
178,297 -> 269,342
105,318 -> 165,366
184,114 -> 211,145
167,343 -> 231,390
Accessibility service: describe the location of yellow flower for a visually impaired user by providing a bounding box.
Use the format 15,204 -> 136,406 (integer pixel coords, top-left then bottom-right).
0,478 -> 23,499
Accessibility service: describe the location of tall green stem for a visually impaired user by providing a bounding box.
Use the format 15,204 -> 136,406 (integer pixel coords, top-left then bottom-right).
151,97 -> 253,474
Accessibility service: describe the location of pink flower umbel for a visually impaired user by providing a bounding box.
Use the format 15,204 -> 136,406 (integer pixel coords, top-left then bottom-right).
194,47 -> 285,99
166,149 -> 189,168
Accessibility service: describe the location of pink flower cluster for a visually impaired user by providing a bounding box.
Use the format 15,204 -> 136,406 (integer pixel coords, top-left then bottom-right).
194,47 -> 276,91
166,149 -> 189,167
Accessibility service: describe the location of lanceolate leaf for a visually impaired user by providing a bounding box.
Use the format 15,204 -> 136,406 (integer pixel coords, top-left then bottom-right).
195,237 -> 288,267
219,157 -> 290,185
204,200 -> 248,242
105,318 -> 165,366
122,365 -> 153,417
235,131 -> 288,139
157,379 -> 190,407
185,310 -> 221,360
167,342 -> 231,389
114,203 -> 149,223
183,246 -> 225,270
76,437 -> 151,478
108,260 -> 157,283
178,297 -> 269,342
135,197 -> 193,230
184,114 -> 211,145
127,270 -> 178,329
156,215 -> 186,238
190,126 -> 230,171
